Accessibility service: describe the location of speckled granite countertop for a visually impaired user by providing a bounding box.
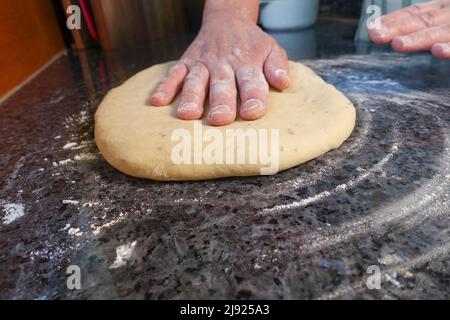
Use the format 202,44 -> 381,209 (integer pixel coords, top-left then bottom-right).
0,20 -> 449,299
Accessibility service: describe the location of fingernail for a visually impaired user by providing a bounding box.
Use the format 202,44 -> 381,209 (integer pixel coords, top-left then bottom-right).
275,69 -> 289,86
371,25 -> 390,38
241,99 -> 263,113
398,37 -> 411,47
208,105 -> 231,119
393,36 -> 411,50
434,43 -> 450,54
152,91 -> 166,101
178,102 -> 198,113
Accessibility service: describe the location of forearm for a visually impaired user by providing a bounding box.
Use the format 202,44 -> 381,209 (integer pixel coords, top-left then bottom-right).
202,0 -> 260,25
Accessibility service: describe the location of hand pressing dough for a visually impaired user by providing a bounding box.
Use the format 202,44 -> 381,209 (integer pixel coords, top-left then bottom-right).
95,61 -> 356,181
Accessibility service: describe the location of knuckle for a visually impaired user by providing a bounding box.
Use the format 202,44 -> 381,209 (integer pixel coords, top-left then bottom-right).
181,90 -> 201,101
185,70 -> 208,83
183,81 -> 204,94
423,28 -> 437,40
267,50 -> 288,70
406,4 -> 423,15
210,75 -> 236,98
180,57 -> 193,66
210,80 -> 231,93
237,64 -> 264,82
185,72 -> 202,82
231,48 -> 246,61
441,24 -> 450,33
210,91 -> 235,104
168,63 -> 186,76
210,87 -> 236,102
190,62 -> 208,74
266,35 -> 277,47
212,63 -> 234,79
417,12 -> 436,27
241,80 -> 269,94
279,47 -> 288,59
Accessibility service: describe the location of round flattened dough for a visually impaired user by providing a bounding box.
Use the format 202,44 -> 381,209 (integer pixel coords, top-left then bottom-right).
95,61 -> 356,181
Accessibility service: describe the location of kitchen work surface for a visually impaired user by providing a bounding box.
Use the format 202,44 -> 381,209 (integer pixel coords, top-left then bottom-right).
0,20 -> 449,299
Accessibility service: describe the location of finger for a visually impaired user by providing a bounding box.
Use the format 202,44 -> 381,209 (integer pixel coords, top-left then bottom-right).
177,63 -> 209,120
236,64 -> 269,121
207,63 -> 237,126
151,63 -> 188,105
432,42 -> 450,59
392,25 -> 450,52
264,45 -> 290,90
382,1 -> 442,24
370,4 -> 450,44
369,1 -> 442,43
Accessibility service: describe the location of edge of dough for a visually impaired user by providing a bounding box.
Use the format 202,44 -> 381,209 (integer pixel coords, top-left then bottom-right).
95,61 -> 356,181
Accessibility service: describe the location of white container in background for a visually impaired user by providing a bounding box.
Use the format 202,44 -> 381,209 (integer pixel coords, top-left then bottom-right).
259,0 -> 320,30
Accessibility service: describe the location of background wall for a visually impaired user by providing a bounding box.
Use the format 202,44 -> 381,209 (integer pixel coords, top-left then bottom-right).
0,0 -> 65,99
320,0 -> 362,18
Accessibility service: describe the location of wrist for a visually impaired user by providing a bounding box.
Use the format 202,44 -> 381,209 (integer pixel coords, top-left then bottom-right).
202,9 -> 257,28
202,0 -> 259,26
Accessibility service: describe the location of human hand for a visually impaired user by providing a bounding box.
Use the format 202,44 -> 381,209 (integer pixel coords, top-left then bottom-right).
369,0 -> 450,59
150,14 -> 289,126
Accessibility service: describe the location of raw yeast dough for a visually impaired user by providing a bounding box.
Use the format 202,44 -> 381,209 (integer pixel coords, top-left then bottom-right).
95,61 -> 356,181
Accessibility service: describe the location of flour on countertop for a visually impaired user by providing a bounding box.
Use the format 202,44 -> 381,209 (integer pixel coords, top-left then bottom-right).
1,202 -> 25,224
63,142 -> 78,150
68,227 -> 83,237
62,200 -> 79,205
109,241 -> 137,269
74,152 -> 96,161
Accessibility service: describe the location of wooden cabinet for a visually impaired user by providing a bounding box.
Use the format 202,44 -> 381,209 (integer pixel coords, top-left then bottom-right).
0,0 -> 64,99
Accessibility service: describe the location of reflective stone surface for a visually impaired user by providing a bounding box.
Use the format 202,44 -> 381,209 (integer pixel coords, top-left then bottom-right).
0,20 -> 449,299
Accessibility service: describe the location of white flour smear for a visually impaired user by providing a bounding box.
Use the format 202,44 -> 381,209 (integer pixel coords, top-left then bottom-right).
1,202 -> 25,225
319,241 -> 450,300
297,139 -> 449,256
263,136 -> 400,214
268,106 -> 373,193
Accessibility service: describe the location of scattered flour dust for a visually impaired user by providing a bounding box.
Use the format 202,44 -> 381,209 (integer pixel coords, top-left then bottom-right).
62,200 -> 80,205
109,241 -> 137,269
91,212 -> 128,236
63,142 -> 78,150
71,140 -> 91,150
53,159 -> 73,167
68,227 -> 83,237
1,202 -> 25,224
60,223 -> 71,231
62,140 -> 92,151
52,151 -> 96,168
64,109 -> 90,129
52,108 -> 95,169
262,142 -> 399,213
82,201 -> 100,208
74,152 -> 96,161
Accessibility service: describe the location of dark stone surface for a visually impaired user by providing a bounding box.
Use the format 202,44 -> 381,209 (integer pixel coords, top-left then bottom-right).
0,20 -> 449,300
